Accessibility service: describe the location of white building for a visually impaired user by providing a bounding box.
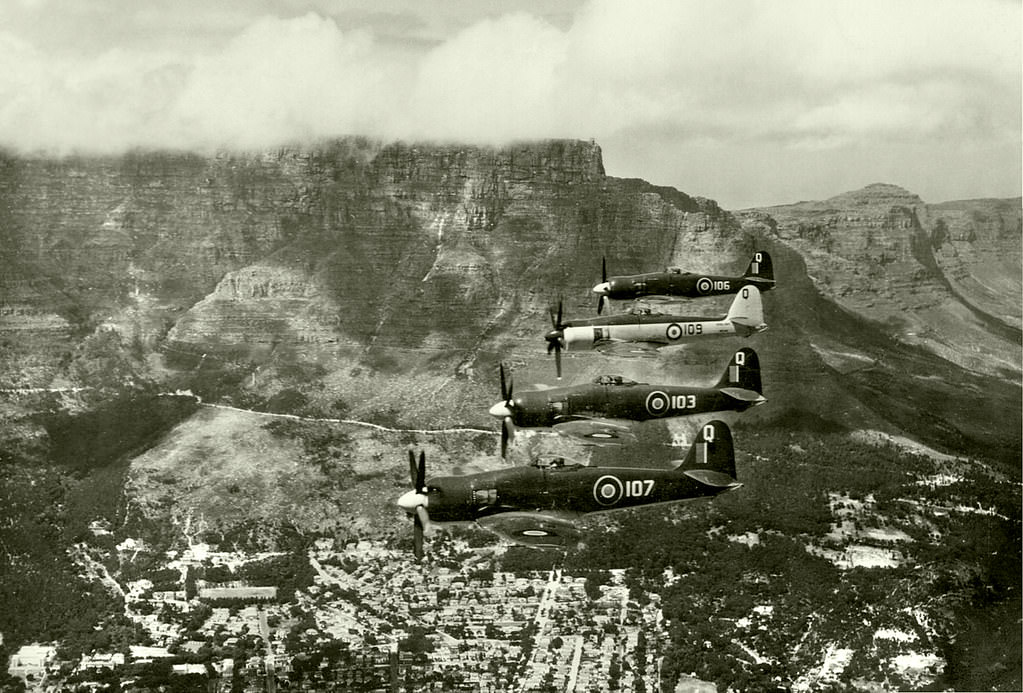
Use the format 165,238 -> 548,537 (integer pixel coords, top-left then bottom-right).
8,645 -> 56,680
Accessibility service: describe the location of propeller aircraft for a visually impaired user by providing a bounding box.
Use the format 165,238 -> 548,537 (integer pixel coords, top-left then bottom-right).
545,285 -> 766,377
593,250 -> 775,314
489,347 -> 765,456
398,419 -> 741,558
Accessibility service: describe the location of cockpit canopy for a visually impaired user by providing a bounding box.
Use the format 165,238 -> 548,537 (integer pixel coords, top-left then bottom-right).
592,374 -> 637,386
532,454 -> 587,469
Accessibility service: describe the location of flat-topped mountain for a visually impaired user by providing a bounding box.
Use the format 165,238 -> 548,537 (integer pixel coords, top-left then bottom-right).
1,139 -> 1019,693
1,142 -> 1019,459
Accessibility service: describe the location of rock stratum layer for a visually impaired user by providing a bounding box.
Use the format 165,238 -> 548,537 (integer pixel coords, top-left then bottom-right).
0,140 -> 1019,463
738,183 -> 1021,378
0,141 -> 729,371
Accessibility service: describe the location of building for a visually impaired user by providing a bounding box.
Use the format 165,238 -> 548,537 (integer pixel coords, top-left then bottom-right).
676,674 -> 718,693
8,645 -> 56,681
79,652 -> 126,671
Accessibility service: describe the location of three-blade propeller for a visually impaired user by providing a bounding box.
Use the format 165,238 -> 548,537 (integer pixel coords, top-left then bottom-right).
544,300 -> 565,379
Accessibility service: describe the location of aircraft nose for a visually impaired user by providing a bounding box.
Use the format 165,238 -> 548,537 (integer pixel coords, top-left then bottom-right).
592,281 -> 610,295
488,402 -> 513,419
397,491 -> 428,513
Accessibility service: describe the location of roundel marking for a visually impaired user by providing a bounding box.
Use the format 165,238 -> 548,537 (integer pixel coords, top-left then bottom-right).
666,323 -> 683,340
696,277 -> 712,294
521,529 -> 551,537
593,475 -> 624,506
645,390 -> 670,416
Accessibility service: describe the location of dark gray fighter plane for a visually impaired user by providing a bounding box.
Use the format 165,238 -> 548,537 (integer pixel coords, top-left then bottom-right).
489,347 -> 765,457
398,419 -> 741,558
593,250 -> 775,314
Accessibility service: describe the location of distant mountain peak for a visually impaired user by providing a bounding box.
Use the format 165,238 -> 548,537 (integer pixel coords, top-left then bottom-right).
825,183 -> 923,207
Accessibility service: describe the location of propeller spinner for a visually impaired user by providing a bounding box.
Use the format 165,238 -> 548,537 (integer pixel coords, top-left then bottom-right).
397,449 -> 431,560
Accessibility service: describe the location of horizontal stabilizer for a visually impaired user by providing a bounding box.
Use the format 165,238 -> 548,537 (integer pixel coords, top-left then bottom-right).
683,469 -> 741,488
719,387 -> 767,403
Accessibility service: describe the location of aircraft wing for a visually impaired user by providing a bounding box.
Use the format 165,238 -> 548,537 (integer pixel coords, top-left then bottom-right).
632,295 -> 690,313
552,418 -> 638,445
476,512 -> 583,549
593,339 -> 662,358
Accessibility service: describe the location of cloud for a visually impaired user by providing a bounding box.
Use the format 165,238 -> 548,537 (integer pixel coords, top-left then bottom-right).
0,0 -> 1018,204
169,14 -> 408,150
401,13 -> 568,142
557,0 -> 1021,146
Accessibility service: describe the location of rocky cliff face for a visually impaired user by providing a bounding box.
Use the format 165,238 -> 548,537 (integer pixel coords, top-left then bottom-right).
0,139 -> 737,383
738,184 -> 1021,379
0,143 -> 1019,462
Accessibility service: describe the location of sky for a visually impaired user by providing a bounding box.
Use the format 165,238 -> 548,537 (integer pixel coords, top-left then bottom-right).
1,0 -> 1019,209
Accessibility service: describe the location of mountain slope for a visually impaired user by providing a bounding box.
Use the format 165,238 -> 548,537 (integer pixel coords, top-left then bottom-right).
1,144 -> 1019,462
738,183 -> 1021,379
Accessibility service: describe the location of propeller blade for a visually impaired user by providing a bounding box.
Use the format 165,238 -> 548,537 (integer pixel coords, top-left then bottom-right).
415,505 -> 432,536
408,449 -> 417,488
549,300 -> 565,331
413,513 -> 424,560
597,258 -> 608,314
555,346 -> 562,380
416,451 -> 426,491
501,417 -> 514,458
499,363 -> 508,402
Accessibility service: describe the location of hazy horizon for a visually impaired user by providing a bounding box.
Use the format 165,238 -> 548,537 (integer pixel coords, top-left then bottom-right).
2,0 -> 1019,209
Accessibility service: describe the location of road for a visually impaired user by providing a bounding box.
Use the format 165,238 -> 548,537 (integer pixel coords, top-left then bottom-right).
258,607 -> 276,693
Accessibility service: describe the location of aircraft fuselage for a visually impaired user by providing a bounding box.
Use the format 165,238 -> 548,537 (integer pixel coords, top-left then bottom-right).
599,271 -> 774,300
560,312 -> 747,350
421,463 -> 728,523
505,378 -> 761,428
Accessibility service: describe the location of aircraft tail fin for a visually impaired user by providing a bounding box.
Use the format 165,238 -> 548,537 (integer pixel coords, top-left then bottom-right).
714,347 -> 764,400
725,285 -> 767,335
675,420 -> 738,487
742,251 -> 774,283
